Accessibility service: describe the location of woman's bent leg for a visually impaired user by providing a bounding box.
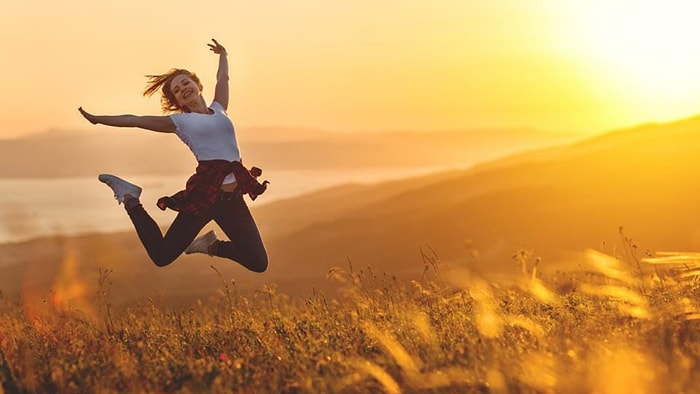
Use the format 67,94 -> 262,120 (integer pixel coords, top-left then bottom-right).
126,201 -> 210,267
212,195 -> 268,272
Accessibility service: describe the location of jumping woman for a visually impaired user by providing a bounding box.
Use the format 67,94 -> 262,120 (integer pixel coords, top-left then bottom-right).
78,39 -> 269,273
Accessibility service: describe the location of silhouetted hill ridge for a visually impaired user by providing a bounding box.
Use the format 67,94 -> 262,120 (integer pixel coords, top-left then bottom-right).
253,114 -> 700,280
3,116 -> 700,300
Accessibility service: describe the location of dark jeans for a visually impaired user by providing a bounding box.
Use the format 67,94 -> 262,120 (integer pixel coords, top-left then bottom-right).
125,194 -> 268,272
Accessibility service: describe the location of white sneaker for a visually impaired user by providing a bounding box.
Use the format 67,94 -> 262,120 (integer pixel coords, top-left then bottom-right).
185,230 -> 219,255
98,174 -> 142,204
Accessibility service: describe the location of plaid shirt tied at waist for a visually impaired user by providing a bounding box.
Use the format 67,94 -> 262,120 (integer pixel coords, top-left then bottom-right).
157,160 -> 269,216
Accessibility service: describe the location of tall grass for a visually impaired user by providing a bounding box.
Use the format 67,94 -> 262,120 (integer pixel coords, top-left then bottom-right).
1,244 -> 700,393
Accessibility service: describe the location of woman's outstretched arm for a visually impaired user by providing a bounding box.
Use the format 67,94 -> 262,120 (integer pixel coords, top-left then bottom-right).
78,107 -> 176,133
208,38 -> 229,110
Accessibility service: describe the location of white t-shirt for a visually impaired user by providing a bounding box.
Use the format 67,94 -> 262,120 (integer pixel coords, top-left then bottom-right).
170,101 -> 240,184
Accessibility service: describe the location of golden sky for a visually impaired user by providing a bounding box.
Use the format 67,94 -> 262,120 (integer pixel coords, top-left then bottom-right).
3,0 -> 700,139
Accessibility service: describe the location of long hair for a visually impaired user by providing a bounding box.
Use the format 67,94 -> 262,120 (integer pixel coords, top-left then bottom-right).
143,68 -> 202,113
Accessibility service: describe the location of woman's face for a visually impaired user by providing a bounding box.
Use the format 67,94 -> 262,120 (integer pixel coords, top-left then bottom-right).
169,74 -> 203,108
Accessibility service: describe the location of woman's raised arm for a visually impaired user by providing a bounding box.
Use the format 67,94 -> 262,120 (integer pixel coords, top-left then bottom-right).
78,107 -> 176,133
208,38 -> 229,110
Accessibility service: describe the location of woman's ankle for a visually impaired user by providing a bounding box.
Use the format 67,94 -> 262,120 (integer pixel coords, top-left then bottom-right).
124,195 -> 141,211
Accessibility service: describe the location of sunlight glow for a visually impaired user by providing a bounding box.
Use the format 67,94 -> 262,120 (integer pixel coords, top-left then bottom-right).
567,1 -> 700,111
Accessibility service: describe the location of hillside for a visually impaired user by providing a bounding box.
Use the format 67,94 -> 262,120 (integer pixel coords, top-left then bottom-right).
253,115 -> 700,281
3,116 -> 699,301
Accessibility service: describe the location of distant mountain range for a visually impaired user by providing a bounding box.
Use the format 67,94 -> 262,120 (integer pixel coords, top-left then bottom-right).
4,117 -> 698,302
0,126 -> 578,177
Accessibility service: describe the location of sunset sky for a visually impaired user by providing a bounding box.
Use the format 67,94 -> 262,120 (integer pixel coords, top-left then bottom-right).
3,0 -> 700,139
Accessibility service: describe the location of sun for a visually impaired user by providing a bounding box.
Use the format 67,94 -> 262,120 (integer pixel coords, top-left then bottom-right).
563,1 -> 700,117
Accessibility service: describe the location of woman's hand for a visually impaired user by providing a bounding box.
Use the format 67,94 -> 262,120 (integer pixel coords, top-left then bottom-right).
78,107 -> 99,125
208,38 -> 227,56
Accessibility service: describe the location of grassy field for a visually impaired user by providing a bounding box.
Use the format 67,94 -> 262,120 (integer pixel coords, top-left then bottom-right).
1,244 -> 700,393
